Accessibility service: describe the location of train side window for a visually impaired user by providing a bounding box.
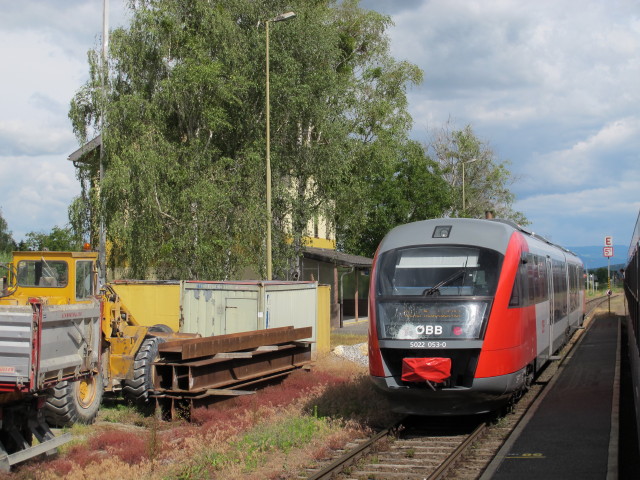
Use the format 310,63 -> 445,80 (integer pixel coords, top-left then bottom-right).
509,255 -> 529,308
526,253 -> 536,304
552,259 -> 568,316
509,275 -> 521,307
569,264 -> 578,311
535,255 -> 548,303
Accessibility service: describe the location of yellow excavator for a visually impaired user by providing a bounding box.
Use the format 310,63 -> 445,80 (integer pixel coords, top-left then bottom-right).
0,249 -> 189,468
0,248 -> 314,469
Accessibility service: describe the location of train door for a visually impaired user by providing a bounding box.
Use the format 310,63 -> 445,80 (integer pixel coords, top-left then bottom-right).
546,256 -> 555,359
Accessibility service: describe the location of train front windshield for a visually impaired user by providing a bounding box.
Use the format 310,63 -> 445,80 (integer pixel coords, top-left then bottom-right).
375,245 -> 503,340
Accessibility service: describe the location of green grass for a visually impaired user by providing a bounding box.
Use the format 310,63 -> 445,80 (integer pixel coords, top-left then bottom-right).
98,402 -> 148,426
238,415 -> 324,470
174,413 -> 329,477
586,286 -> 623,298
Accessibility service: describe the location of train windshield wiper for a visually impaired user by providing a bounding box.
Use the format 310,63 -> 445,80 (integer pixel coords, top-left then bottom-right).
423,268 -> 466,296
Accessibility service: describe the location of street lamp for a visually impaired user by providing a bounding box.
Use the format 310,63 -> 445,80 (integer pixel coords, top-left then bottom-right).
461,158 -> 477,214
266,11 -> 296,281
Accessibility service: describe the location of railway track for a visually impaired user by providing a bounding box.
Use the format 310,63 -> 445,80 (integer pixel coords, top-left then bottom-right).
303,295 -> 612,480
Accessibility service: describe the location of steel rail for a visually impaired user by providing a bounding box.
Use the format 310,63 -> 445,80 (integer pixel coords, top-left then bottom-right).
306,424 -> 396,480
428,422 -> 487,480
307,294 -> 610,480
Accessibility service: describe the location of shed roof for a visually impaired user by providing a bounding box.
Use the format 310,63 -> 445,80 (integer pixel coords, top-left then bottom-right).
68,134 -> 102,164
303,247 -> 372,268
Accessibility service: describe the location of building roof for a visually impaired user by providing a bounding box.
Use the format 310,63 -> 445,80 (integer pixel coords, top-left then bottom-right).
303,247 -> 372,268
68,134 -> 102,164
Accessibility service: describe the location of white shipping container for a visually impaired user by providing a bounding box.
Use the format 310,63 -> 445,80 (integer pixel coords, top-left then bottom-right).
180,281 -> 317,348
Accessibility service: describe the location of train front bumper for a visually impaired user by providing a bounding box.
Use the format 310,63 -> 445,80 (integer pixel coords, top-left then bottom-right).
370,366 -> 527,416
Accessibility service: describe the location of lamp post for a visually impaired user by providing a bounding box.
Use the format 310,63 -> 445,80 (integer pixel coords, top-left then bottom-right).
266,11 -> 295,281
461,158 -> 477,214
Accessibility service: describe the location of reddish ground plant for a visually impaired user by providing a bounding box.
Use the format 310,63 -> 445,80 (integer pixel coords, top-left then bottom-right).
190,367 -> 351,429
88,429 -> 148,465
307,372 -> 400,427
60,443 -> 104,469
5,351 -> 378,480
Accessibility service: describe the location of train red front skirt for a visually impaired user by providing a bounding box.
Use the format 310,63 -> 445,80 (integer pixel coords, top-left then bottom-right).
401,357 -> 452,383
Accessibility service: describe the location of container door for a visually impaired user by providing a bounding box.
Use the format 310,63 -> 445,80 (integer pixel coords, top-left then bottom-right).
224,298 -> 258,334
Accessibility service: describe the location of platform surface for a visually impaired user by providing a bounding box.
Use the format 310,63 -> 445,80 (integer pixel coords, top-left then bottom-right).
487,299 -> 621,479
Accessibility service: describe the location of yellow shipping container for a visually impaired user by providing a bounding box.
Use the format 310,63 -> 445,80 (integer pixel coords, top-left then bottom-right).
110,281 -> 181,332
316,284 -> 331,354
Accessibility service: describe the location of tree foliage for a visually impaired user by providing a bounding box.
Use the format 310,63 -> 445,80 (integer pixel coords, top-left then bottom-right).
22,226 -> 82,252
427,121 -> 528,225
69,0 -> 444,278
0,209 -> 16,254
336,139 -> 452,258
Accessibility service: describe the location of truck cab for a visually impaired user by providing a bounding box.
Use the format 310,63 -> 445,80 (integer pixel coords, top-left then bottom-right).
1,251 -> 97,306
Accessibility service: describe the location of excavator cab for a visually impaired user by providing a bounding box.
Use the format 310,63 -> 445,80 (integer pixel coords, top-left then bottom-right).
0,251 -> 98,306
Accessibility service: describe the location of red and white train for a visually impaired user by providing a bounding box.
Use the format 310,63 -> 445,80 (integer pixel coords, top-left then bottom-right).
368,218 -> 585,415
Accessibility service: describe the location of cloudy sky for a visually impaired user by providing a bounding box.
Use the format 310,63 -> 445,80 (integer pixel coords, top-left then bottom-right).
1,0 -> 639,264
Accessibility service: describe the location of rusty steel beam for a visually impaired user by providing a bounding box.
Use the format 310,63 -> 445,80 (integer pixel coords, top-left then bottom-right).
159,326 -> 295,353
157,343 -> 302,369
154,343 -> 311,392
159,326 -> 312,360
152,327 -> 313,420
153,368 -> 302,420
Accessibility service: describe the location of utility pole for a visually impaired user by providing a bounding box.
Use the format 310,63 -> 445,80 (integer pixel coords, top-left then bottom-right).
265,11 -> 295,280
98,0 -> 109,287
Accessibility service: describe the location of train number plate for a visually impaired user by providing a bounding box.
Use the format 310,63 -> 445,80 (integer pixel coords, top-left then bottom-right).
409,341 -> 447,348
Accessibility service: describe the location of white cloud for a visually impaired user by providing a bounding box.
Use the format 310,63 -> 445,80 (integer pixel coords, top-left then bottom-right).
0,120 -> 76,156
373,0 -> 640,248
519,117 -> 640,190
1,0 -> 638,253
0,155 -> 80,240
0,1 -> 129,241
386,0 -> 640,131
515,177 -> 640,246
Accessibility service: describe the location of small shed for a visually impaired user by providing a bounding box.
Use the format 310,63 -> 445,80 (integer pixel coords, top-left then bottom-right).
301,247 -> 372,328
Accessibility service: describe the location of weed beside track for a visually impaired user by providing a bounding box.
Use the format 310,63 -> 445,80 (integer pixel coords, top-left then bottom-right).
4,345 -> 390,480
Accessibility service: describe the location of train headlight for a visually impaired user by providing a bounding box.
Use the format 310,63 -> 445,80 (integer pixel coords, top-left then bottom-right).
432,226 -> 452,238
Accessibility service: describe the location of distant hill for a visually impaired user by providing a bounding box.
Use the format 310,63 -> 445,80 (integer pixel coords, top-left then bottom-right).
566,245 -> 628,270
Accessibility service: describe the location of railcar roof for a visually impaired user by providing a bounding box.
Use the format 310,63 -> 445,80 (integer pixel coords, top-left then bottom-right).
378,218 -> 580,262
378,218 -> 516,254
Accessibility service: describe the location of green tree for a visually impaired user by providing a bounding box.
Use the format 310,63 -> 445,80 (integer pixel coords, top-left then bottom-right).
594,267 -> 609,287
69,0 -> 431,278
23,226 -> 82,252
427,122 -> 528,224
337,139 -> 452,258
0,209 -> 16,255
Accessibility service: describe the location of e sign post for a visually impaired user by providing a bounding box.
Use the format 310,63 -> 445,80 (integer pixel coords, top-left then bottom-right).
604,236 -> 613,312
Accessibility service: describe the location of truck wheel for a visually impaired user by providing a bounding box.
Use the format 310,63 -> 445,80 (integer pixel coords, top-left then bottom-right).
45,372 -> 104,427
122,336 -> 165,406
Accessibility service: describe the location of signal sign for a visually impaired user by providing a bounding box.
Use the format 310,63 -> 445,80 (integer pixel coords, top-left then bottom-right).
604,236 -> 613,246
603,246 -> 614,258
